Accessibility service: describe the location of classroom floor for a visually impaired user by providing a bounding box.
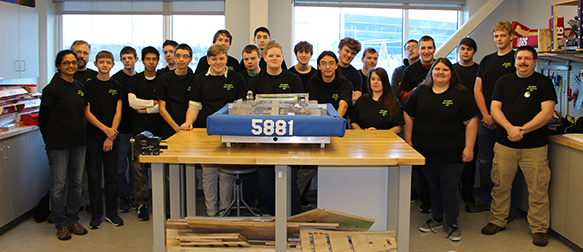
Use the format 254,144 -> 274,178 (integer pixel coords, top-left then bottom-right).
0,193 -> 577,252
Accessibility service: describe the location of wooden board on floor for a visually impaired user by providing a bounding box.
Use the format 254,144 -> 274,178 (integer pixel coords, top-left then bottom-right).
319,209 -> 375,231
266,208 -> 329,222
299,227 -> 397,252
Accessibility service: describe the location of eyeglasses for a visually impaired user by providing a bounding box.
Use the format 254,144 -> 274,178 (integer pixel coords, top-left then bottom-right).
75,51 -> 89,56
516,56 -> 534,61
405,45 -> 418,51
61,61 -> 78,66
319,61 -> 336,67
175,54 -> 191,59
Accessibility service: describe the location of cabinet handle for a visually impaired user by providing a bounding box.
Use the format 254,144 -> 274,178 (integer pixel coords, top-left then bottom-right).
0,147 -> 3,160
4,144 -> 9,160
21,60 -> 26,72
14,60 -> 20,72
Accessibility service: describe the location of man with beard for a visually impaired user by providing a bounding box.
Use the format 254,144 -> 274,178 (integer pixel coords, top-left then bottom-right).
71,40 -> 97,83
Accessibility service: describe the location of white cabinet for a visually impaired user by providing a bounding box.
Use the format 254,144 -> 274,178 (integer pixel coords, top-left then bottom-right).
0,128 -> 50,229
0,1 -> 39,80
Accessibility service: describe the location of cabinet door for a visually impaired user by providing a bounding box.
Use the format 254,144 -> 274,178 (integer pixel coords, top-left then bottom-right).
0,147 -> 5,228
0,1 -> 21,80
18,5 -> 39,79
25,129 -> 50,210
566,148 -> 583,248
2,134 -> 27,223
548,142 -> 569,236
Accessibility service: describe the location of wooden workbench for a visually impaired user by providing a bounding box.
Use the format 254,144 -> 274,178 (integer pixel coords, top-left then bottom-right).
140,128 -> 425,252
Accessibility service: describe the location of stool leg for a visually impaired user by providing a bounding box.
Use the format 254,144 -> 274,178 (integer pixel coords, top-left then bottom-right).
220,176 -> 238,217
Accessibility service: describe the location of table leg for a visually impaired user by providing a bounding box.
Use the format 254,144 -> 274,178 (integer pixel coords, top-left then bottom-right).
185,164 -> 197,216
274,165 -> 291,252
388,165 -> 411,252
152,163 -> 166,252
169,164 -> 182,218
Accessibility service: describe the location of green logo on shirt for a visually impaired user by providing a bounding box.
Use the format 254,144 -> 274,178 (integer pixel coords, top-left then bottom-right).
223,84 -> 234,90
228,66 -> 234,71
108,89 -> 118,95
332,94 -> 339,100
279,83 -> 290,90
187,86 -> 191,92
526,85 -> 537,92
78,90 -> 84,96
379,110 -> 388,116
442,100 -> 453,106
502,62 -> 512,68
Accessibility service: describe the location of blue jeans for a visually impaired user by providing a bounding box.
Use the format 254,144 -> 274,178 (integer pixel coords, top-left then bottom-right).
47,145 -> 86,230
117,133 -> 134,199
477,121 -> 497,205
422,162 -> 465,226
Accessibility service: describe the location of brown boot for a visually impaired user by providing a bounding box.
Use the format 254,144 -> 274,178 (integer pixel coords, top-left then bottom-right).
57,227 -> 71,240
67,222 -> 88,235
533,233 -> 548,246
481,222 -> 505,235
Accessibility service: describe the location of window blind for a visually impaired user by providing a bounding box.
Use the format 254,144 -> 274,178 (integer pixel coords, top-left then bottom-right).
293,0 -> 464,10
54,0 -> 225,15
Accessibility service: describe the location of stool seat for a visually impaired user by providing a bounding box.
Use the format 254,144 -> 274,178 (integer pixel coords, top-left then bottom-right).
219,166 -> 258,175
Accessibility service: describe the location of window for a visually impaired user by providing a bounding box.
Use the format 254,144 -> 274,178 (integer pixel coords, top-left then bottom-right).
172,15 -> 225,69
294,6 -> 458,77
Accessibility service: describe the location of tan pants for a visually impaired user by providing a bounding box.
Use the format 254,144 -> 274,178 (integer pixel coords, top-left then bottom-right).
201,164 -> 234,216
489,143 -> 550,234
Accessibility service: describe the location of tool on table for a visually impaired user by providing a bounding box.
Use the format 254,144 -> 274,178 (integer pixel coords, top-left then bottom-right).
131,131 -> 167,156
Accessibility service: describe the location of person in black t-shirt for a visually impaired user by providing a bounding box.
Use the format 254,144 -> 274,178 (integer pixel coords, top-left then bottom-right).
71,40 -> 97,83
392,40 -> 419,99
240,44 -> 262,84
452,38 -> 480,213
194,30 -> 241,77
359,48 -> 378,97
306,51 -> 352,117
350,68 -> 403,132
482,46 -> 556,247
403,58 -> 478,242
39,50 -> 89,240
400,35 -> 436,105
181,45 -> 246,216
337,37 -> 362,104
288,41 -> 317,90
239,27 -> 288,71
127,46 -> 163,222
111,46 -> 138,212
157,44 -> 195,139
157,40 -> 178,75
84,51 -> 124,229
474,22 -> 517,214
247,41 -> 304,96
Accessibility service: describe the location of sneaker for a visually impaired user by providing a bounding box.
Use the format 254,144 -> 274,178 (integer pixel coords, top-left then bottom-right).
301,198 -> 312,208
446,225 -> 462,241
481,222 -> 505,235
130,198 -> 136,211
57,227 -> 71,240
419,219 -> 443,233
105,214 -> 124,227
419,203 -> 431,214
67,222 -> 87,235
468,201 -> 490,213
533,232 -> 548,246
506,212 -> 516,224
137,205 -> 149,221
89,215 -> 102,229
464,201 -> 476,212
85,204 -> 91,212
119,197 -> 131,213
411,191 -> 419,203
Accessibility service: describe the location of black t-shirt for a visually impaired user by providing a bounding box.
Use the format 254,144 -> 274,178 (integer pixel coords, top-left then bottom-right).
39,75 -> 88,150
359,70 -> 369,95
350,96 -> 404,130
127,72 -> 163,136
247,70 -> 304,95
194,55 -> 241,77
240,58 -> 288,72
111,70 -> 135,134
189,70 -> 247,128
491,72 -> 557,148
339,64 -> 362,92
476,51 -> 516,112
306,75 -> 352,111
73,68 -> 98,84
156,69 -> 195,139
157,66 -> 172,76
391,62 -> 408,101
453,63 -> 479,92
400,61 -> 431,93
287,66 -> 317,90
403,86 -> 478,163
85,78 -> 122,141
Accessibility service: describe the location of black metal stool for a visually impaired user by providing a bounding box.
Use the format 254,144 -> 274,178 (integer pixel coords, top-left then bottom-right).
219,166 -> 262,217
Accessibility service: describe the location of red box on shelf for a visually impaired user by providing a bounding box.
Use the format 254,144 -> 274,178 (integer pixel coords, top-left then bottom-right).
21,113 -> 38,126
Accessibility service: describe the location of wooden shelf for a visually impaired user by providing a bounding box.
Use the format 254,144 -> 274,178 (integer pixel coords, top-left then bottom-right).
539,51 -> 583,63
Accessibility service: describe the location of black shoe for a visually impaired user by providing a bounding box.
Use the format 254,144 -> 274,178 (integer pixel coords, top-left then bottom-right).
301,198 -> 312,208
137,205 -> 149,221
129,198 -> 136,211
506,212 -> 516,224
119,197 -> 131,213
85,204 -> 91,212
89,215 -> 102,229
419,203 -> 431,214
411,191 -> 419,203
105,213 -> 124,227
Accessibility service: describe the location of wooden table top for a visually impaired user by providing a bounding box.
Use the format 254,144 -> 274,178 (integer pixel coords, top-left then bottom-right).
140,128 -> 425,166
